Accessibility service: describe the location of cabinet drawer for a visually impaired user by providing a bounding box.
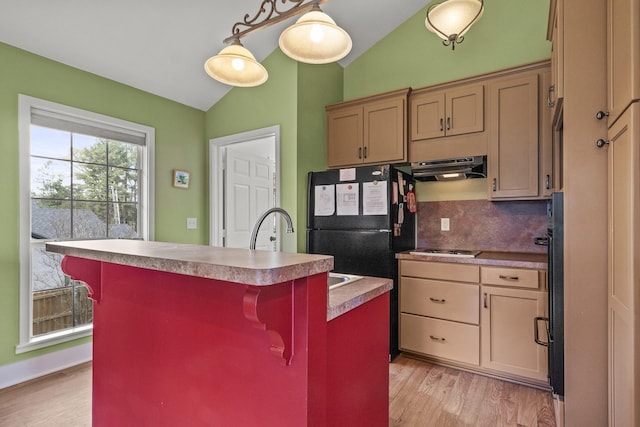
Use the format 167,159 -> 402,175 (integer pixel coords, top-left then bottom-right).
481,266 -> 540,289
400,260 -> 480,283
400,313 -> 479,365
400,277 -> 479,324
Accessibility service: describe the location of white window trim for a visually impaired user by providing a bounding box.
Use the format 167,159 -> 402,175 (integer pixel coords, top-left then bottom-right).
16,94 -> 155,353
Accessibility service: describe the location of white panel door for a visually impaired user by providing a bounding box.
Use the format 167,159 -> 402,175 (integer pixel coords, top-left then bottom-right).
225,147 -> 274,249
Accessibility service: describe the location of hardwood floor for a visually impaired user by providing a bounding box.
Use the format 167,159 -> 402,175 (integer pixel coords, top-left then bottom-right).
390,355 -> 556,427
0,355 -> 556,426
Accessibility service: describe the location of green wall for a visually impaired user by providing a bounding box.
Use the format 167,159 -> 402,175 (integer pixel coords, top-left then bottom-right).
205,50 -> 342,252
344,0 -> 551,100
0,42 -> 206,367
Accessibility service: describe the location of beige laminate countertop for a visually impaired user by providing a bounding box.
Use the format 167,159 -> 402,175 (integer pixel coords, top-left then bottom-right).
327,276 -> 393,321
396,250 -> 547,270
46,239 -> 334,286
45,239 -> 393,321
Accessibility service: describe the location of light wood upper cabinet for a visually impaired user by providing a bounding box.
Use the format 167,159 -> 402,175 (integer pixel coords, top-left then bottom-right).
410,84 -> 484,141
547,0 -> 564,124
488,72 -> 540,200
326,88 -> 409,168
607,0 -> 640,126
607,103 -> 639,427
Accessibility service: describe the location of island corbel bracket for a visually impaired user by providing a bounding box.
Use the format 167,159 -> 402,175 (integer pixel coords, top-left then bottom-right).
60,255 -> 103,303
242,282 -> 294,366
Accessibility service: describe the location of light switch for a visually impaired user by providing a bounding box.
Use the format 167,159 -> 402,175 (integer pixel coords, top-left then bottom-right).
441,218 -> 450,231
187,218 -> 197,229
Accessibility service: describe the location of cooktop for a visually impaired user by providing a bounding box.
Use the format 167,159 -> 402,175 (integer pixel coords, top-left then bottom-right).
409,248 -> 481,258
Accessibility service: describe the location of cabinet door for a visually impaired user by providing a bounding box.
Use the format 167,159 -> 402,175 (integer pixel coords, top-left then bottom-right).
410,92 -> 445,140
540,69 -> 554,197
481,286 -> 548,381
548,0 -> 564,121
607,0 -> 640,125
607,103 -> 638,427
326,106 -> 363,168
364,97 -> 406,164
488,74 -> 540,199
445,85 -> 484,137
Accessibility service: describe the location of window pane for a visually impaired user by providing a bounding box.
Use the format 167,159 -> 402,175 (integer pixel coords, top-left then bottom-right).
31,199 -> 72,240
109,167 -> 139,202
73,201 -> 108,238
31,158 -> 71,199
31,245 -> 93,336
73,163 -> 107,201
109,203 -> 139,238
72,134 -> 107,164
108,140 -> 139,169
30,125 -> 70,160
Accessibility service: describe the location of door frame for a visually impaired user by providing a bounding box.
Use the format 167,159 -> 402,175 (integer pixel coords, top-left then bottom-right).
209,125 -> 280,247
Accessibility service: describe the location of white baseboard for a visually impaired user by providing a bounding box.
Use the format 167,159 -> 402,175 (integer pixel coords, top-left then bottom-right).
0,342 -> 92,390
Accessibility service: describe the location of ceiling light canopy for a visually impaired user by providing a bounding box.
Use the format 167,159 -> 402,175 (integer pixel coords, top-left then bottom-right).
205,0 -> 351,87
425,0 -> 484,50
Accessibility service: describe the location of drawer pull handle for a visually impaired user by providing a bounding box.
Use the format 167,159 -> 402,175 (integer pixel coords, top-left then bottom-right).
483,292 -> 488,309
429,335 -> 446,342
499,274 -> 519,281
429,297 -> 446,304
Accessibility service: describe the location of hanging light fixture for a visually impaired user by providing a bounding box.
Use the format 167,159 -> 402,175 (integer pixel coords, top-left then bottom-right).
204,39 -> 268,87
425,0 -> 484,50
204,0 -> 351,87
279,3 -> 352,64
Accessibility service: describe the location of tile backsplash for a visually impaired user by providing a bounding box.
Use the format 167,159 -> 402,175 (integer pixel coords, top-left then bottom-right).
416,199 -> 547,253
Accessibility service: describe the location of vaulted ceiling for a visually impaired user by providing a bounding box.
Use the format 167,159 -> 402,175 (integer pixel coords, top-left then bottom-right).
0,1 -> 430,111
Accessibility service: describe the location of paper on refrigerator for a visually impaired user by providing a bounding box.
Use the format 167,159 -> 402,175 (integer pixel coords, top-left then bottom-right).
336,183 -> 359,216
314,185 -> 335,216
363,181 -> 388,215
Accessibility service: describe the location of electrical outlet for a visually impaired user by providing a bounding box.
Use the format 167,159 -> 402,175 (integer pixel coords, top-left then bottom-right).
186,218 -> 197,229
441,218 -> 450,231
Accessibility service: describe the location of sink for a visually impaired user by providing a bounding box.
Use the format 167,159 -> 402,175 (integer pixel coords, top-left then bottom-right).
328,272 -> 363,290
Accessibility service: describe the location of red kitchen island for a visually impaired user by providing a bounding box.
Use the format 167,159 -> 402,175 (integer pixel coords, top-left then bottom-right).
46,239 -> 391,427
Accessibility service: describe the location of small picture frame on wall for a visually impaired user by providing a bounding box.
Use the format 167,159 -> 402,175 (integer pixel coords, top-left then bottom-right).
173,169 -> 190,189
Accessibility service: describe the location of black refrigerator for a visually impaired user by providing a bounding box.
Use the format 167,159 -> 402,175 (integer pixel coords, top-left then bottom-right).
306,164 -> 416,360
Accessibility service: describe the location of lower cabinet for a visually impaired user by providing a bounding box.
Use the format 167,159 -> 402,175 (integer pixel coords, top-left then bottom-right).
401,313 -> 479,365
480,285 -> 549,381
399,260 -> 549,386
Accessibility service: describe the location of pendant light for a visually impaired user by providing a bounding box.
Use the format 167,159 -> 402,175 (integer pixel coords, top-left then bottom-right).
425,0 -> 484,50
204,1 -> 352,87
204,39 -> 268,87
278,3 -> 352,64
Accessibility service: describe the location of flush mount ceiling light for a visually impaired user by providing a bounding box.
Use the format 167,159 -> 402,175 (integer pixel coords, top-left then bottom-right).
204,0 -> 352,87
425,0 -> 484,50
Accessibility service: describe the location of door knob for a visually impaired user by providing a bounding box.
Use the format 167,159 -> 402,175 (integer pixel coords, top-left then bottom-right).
596,138 -> 609,148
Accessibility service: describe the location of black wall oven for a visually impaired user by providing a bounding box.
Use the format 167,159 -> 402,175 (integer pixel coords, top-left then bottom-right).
536,192 -> 564,397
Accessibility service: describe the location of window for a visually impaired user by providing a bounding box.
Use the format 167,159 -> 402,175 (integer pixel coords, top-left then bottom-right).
17,95 -> 155,352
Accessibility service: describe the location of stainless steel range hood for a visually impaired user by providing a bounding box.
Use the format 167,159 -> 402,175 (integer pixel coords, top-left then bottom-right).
411,156 -> 486,181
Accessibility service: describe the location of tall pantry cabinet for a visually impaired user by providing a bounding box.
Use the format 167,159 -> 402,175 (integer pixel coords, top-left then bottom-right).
605,0 -> 640,425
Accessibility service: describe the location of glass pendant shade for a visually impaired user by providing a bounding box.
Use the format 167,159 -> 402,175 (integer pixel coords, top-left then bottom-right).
425,0 -> 484,42
204,41 -> 268,87
279,9 -> 352,64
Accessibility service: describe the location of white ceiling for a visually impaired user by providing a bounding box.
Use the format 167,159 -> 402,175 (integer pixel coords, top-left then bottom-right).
0,0 -> 429,111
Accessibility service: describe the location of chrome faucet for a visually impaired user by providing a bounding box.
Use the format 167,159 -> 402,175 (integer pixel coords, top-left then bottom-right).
249,207 -> 294,250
